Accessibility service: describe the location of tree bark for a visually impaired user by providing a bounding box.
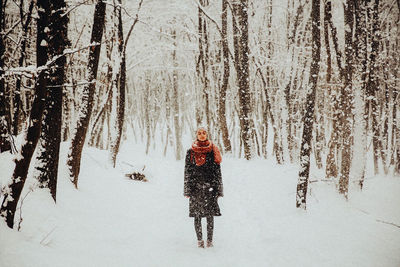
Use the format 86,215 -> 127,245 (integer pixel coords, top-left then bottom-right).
338,0 -> 355,197
325,0 -> 345,179
109,0 -> 126,167
36,0 -> 69,202
0,0 -> 11,153
366,0 -> 381,175
296,0 -> 321,209
67,0 -> 106,188
353,0 -> 368,189
145,73 -> 151,154
196,0 -> 210,128
219,0 -> 232,153
172,29 -> 182,160
233,0 -> 252,160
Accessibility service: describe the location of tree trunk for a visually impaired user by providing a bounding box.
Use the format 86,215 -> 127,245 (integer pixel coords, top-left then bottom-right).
36,0 -> 69,202
89,34 -> 114,147
233,0 -> 252,160
366,0 -> 381,175
0,0 -> 11,153
338,0 -> 355,197
0,0 -> 49,228
325,0 -> 343,179
67,0 -> 106,188
196,0 -> 211,129
109,0 -> 126,167
219,0 -> 231,153
353,0 -> 368,189
393,73 -> 400,174
172,29 -> 182,160
145,74 -> 151,155
296,0 -> 321,209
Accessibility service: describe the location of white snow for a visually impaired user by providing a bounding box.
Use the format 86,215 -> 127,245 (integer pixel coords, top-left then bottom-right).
40,40 -> 48,47
0,141 -> 400,267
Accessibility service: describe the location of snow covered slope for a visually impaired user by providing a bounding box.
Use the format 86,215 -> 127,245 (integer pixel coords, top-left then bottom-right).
1,142 -> 400,267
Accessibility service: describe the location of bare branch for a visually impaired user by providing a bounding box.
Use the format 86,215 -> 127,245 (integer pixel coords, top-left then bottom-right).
124,0 -> 144,52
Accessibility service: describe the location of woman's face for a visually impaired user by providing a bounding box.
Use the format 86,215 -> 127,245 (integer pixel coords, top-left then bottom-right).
197,130 -> 208,141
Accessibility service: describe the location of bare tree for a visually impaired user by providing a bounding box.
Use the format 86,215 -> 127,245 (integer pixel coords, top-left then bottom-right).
366,0 -> 382,175
196,0 -> 210,127
36,0 -> 69,201
219,0 -> 231,153
232,0 -> 252,160
67,0 -> 106,188
338,0 -> 355,197
172,28 -> 182,160
109,0 -> 127,167
296,0 -> 321,209
353,0 -> 368,188
325,0 -> 344,179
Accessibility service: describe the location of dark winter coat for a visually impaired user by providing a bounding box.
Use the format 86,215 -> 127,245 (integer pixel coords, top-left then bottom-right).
184,148 -> 223,217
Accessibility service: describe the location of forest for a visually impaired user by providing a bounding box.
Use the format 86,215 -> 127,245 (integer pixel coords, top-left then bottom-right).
0,0 -> 399,265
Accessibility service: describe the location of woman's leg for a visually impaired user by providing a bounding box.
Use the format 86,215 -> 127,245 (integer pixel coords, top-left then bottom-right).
194,216 -> 202,241
206,216 -> 214,242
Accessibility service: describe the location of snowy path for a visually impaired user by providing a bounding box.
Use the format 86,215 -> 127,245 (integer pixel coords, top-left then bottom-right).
1,144 -> 400,267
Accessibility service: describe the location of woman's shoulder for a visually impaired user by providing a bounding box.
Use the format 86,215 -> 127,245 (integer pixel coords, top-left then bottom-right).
211,142 -> 222,164
186,148 -> 193,157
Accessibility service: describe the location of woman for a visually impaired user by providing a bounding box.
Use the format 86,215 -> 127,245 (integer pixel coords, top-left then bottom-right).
184,127 -> 223,248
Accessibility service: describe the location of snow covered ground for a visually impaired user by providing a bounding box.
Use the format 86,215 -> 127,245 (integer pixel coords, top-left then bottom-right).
1,141 -> 400,267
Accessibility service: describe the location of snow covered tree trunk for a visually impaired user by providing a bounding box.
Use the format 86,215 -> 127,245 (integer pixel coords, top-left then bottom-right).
323,0 -> 332,87
0,0 -> 49,228
352,0 -> 368,189
325,0 -> 342,179
255,65 -> 274,160
0,0 -> 11,153
36,0 -> 69,201
109,0 -> 126,168
338,0 -> 355,198
145,74 -> 151,155
394,86 -> 400,175
89,33 -> 114,148
395,123 -> 400,175
163,73 -> 172,157
233,0 -> 252,160
296,0 -> 321,209
219,0 -> 231,153
366,0 -> 381,175
67,0 -> 106,188
285,0 -> 303,163
196,0 -> 210,127
172,29 -> 182,160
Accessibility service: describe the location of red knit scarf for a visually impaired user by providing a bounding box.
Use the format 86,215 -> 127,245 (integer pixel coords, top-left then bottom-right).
191,140 -> 222,166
